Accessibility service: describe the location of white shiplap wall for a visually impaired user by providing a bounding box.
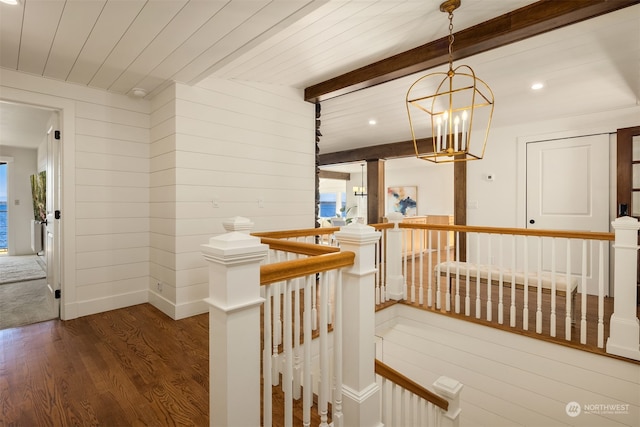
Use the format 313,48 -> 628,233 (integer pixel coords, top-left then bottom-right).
74,99 -> 151,316
0,69 -> 151,319
149,79 -> 316,319
376,305 -> 640,427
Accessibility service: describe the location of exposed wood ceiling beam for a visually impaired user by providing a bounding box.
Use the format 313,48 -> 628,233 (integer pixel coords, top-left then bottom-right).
318,170 -> 350,180
318,138 -> 432,166
305,0 -> 640,102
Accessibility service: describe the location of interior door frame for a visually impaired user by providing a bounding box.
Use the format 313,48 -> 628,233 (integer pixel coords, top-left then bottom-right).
0,86 -> 76,320
616,126 -> 640,217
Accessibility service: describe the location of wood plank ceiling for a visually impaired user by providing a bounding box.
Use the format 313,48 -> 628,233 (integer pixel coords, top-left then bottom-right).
0,0 -> 542,99
1,0 -> 638,157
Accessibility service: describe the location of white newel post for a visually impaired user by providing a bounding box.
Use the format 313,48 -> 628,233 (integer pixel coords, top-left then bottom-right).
201,217 -> 268,427
607,216 -> 640,360
386,212 -> 405,300
433,376 -> 463,427
335,223 -> 383,427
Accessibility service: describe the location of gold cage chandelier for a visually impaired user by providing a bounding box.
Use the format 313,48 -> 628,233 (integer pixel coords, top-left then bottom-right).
406,0 -> 494,163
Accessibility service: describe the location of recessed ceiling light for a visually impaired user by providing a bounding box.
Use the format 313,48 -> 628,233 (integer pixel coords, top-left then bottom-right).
531,82 -> 544,90
368,119 -> 377,125
131,88 -> 147,98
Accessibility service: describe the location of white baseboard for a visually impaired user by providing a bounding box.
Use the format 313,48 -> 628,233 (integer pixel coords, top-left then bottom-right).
175,299 -> 208,320
75,290 -> 148,318
148,291 -> 208,320
148,290 -> 177,319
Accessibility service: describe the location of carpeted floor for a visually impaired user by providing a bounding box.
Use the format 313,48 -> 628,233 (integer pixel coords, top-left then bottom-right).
0,255 -> 56,330
0,255 -> 46,284
0,278 -> 57,330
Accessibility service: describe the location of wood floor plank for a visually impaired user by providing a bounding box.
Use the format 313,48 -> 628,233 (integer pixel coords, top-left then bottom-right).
0,304 -> 210,426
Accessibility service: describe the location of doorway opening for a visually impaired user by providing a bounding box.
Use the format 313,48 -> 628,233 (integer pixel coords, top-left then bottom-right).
0,101 -> 60,329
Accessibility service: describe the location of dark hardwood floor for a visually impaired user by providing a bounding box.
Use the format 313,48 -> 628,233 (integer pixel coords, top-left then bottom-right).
2,256 -> 637,426
0,303 -> 328,426
1,304 -> 209,426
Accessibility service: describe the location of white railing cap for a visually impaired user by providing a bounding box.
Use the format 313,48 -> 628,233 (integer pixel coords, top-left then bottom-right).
433,376 -> 463,398
611,215 -> 640,231
386,212 -> 404,224
223,216 -> 254,233
335,222 -> 381,245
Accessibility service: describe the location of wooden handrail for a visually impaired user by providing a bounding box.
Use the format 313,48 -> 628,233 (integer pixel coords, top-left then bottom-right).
252,227 -> 339,239
260,251 -> 355,285
259,237 -> 339,256
374,359 -> 449,411
371,223 -> 394,231
376,222 -> 615,241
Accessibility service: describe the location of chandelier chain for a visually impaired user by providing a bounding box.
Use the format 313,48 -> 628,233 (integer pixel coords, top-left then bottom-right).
447,11 -> 455,70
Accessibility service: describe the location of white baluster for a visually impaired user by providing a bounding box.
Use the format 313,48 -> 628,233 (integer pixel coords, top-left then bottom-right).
274,283 -> 282,347
263,285 -> 272,427
580,241 -> 588,345
536,237 -> 543,334
293,277 -> 302,400
510,236 -> 516,328
436,233 -> 442,311
332,270 -> 344,427
486,235 -> 492,322
272,282 -> 281,386
319,272 -> 329,427
445,231 -> 451,312
312,276 -> 318,331
327,270 -> 334,327
381,378 -> 389,426
380,230 -> 387,304
391,383 -> 398,426
427,231 -> 433,308
475,234 -> 481,319
523,237 -> 529,331
565,241 -> 572,341
465,232 -> 470,317
303,276 -> 312,426
375,240 -> 381,305
419,229 -> 425,306
498,234 -> 504,325
455,231 -> 461,314
283,279 -> 293,427
409,229 -> 415,303
597,241 -> 605,348
550,238 -> 557,337
398,388 -> 405,426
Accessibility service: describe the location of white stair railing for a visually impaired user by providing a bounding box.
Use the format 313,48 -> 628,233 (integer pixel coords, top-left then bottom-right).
374,216 -> 640,361
204,218 -> 409,426
376,359 -> 463,427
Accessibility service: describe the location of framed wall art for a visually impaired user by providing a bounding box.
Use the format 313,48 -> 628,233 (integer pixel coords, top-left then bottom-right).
387,186 -> 417,216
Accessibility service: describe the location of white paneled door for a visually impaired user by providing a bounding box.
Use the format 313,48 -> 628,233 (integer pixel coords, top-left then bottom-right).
526,134 -> 610,295
45,113 -> 61,317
